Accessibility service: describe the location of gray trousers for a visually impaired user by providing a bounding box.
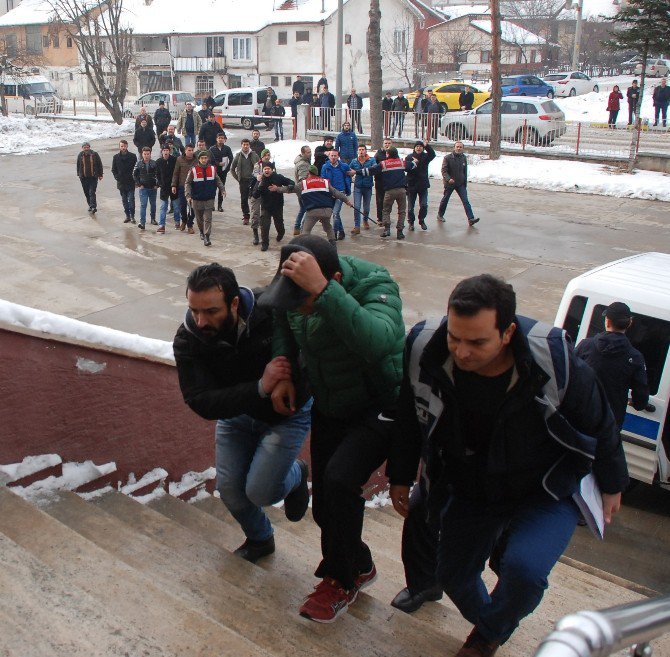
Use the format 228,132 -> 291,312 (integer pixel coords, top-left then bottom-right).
382,188 -> 407,230
302,208 -> 336,243
192,198 -> 214,237
250,195 -> 261,229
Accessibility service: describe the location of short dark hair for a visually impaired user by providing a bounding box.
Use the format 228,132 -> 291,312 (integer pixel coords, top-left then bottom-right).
142,147 -> 151,153
119,139 -> 128,145
186,263 -> 240,308
241,138 -> 250,144
300,145 -> 311,154
448,274 -> 516,335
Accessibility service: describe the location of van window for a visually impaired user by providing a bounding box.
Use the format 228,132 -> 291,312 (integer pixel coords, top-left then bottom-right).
562,295 -> 587,342
3,84 -> 17,95
256,90 -> 266,104
228,92 -> 253,106
586,305 -> 670,396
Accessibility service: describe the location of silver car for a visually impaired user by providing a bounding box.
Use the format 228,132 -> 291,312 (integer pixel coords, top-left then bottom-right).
440,96 -> 567,146
126,90 -> 196,120
634,59 -> 669,78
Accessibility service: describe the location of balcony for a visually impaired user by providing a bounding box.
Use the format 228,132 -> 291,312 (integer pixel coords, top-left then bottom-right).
134,50 -> 172,67
173,57 -> 227,72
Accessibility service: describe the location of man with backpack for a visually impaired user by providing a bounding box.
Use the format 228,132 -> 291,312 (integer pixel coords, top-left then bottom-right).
387,274 -> 628,657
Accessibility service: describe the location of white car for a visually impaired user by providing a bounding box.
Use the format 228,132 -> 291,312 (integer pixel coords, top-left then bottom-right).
126,90 -> 196,120
440,96 -> 567,146
634,59 -> 669,78
542,71 -> 600,97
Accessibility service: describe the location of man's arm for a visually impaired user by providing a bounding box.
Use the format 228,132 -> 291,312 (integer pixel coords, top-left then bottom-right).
111,155 -> 118,180
184,169 -> 194,199
629,353 -> 650,411
230,153 -> 240,181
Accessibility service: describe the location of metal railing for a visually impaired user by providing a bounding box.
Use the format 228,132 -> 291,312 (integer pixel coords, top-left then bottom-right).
534,596 -> 670,657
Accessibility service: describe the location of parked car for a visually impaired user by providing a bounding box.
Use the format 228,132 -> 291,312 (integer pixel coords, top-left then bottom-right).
406,80 -> 489,112
542,71 -> 600,97
494,75 -> 555,98
440,96 -> 566,145
203,86 -> 273,129
127,90 -> 195,120
634,58 -> 669,77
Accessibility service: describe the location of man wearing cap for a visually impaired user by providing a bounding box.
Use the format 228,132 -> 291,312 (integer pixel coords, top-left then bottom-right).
251,161 -> 294,251
388,274 -> 627,657
259,234 -> 405,623
76,142 -> 103,214
209,132 -> 233,213
173,263 -> 313,564
154,100 -> 172,138
575,302 -> 649,431
185,150 -> 226,247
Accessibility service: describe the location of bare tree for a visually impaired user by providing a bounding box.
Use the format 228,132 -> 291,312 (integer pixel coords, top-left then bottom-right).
430,19 -> 488,73
380,14 -> 414,89
367,0 -> 383,147
490,0 -> 502,160
47,0 -> 133,124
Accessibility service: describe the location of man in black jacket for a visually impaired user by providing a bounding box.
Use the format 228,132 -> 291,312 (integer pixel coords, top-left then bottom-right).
652,78 -> 670,127
346,88 -> 363,133
199,113 -> 223,149
575,302 -> 649,430
459,86 -> 475,110
133,119 -> 156,156
292,75 -> 305,97
76,142 -> 103,213
373,138 -> 392,224
252,163 -> 294,251
133,147 -> 159,229
156,145 -> 180,232
173,264 -> 312,563
159,125 -> 185,157
405,140 -> 436,231
388,274 -> 627,657
390,90 -> 410,137
209,132 -> 233,212
111,139 -> 137,223
314,136 -> 335,172
438,141 -> 479,227
626,80 -> 640,125
154,100 -> 172,137
426,92 -> 444,140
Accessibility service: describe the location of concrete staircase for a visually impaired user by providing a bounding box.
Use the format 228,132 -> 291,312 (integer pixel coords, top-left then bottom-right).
0,485 -> 665,657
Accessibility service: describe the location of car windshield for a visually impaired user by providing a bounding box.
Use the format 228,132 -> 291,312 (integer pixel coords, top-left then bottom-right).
541,101 -> 562,113
501,77 -> 517,86
21,82 -> 56,95
544,74 -> 566,81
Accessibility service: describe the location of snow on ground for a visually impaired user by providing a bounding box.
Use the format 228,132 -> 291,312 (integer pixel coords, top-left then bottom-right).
0,114 -> 132,156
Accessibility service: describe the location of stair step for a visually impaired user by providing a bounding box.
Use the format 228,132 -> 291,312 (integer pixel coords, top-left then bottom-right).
93,490 -> 460,657
0,487 -> 267,657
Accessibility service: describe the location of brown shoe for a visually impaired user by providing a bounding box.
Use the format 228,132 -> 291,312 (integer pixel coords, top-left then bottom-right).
187,227 -> 195,234
293,228 -> 301,236
156,226 -> 165,234
351,227 -> 360,235
363,221 -> 370,230
242,217 -> 250,225
455,629 -> 499,657
180,222 -> 186,231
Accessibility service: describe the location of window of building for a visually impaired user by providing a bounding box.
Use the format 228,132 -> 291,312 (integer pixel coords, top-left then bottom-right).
69,72 -> 74,80
228,74 -> 242,88
42,35 -> 49,48
6,33 -> 17,57
26,26 -> 42,54
296,31 -> 309,42
345,33 -> 351,45
480,50 -> 492,63
393,29 -> 406,55
67,36 -> 73,47
278,31 -> 287,45
516,50 -> 522,64
206,36 -> 225,57
195,75 -> 214,97
52,35 -> 59,48
232,37 -> 251,61
284,76 -> 291,86
270,75 -> 279,87
415,48 -> 423,63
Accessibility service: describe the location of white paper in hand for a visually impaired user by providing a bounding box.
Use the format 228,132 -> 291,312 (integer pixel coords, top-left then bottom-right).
572,472 -> 605,540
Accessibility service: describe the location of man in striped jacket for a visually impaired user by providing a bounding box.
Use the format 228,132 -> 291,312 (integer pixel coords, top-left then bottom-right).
185,150 -> 225,247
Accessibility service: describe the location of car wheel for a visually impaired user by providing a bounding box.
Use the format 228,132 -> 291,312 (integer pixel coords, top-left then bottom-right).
569,88 -> 577,97
447,123 -> 467,140
241,117 -> 253,130
520,93 -> 526,96
657,70 -> 663,78
547,90 -> 554,99
593,85 -> 599,93
526,127 -> 540,146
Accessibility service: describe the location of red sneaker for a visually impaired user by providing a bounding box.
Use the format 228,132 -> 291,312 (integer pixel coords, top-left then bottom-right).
354,564 -> 377,591
299,578 -> 357,623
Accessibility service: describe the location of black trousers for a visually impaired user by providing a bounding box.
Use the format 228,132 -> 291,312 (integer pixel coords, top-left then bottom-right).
310,406 -> 391,590
239,179 -> 251,218
259,207 -> 284,246
217,170 -> 228,208
80,177 -> 98,209
375,184 -> 385,222
350,108 -> 363,133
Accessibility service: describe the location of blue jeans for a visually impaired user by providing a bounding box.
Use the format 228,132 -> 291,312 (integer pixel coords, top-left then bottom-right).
138,187 -> 157,225
408,188 -> 429,225
294,196 -> 305,230
332,197 -> 346,234
353,187 -> 372,227
215,399 -> 313,542
274,119 -> 283,140
184,133 -> 196,147
437,495 -> 579,644
439,184 -> 474,221
119,188 -> 135,218
159,195 -> 181,227
391,114 -> 405,137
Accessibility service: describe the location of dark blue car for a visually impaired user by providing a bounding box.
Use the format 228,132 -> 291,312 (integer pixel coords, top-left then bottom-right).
499,75 -> 555,98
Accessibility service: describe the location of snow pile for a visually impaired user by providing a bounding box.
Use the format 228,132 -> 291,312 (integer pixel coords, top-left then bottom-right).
0,298 -> 175,363
0,115 -> 132,156
365,489 -> 393,509
0,454 -> 62,485
168,468 -> 216,498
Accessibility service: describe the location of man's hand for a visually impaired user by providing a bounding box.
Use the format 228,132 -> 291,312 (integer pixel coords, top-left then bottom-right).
260,356 -> 292,395
171,186 -> 177,195
271,379 -> 296,415
347,170 -> 356,177
602,492 -> 622,524
390,485 -> 410,518
346,200 -> 354,208
268,184 -> 279,192
280,251 -> 328,296
448,178 -> 455,185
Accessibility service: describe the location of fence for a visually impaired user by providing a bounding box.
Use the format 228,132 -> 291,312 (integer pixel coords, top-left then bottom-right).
534,595 -> 670,657
305,108 -> 670,160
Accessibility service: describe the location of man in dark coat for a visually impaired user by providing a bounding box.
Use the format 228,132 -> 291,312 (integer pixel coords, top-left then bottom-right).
319,85 -> 336,131
346,88 -> 363,133
289,91 -> 302,119
413,90 -> 429,138
313,136 -> 335,172
251,162 -> 294,250
405,140 -> 436,231
438,141 -> 479,227
111,139 -> 137,223
156,144 -> 180,232
652,78 -> 670,127
459,86 -> 475,110
154,100 -> 172,137
390,90 -> 410,137
199,113 -> 224,148
373,137 -> 392,224
575,302 -> 649,430
173,264 -> 312,562
76,141 -> 103,213
209,131 -> 233,212
426,92 -> 444,140
292,75 -> 305,97
626,80 -> 640,125
133,119 -> 156,156
249,129 -> 266,158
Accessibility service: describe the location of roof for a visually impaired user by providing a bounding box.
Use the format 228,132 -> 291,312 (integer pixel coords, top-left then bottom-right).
433,3 -> 489,20
0,0 -> 346,32
471,19 -> 547,45
559,0 -> 621,20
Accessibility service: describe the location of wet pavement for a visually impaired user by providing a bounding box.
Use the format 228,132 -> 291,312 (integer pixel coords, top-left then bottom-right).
1,136 -> 669,592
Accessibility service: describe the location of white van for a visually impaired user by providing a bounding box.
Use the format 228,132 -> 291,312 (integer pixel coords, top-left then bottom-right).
555,252 -> 670,489
207,86 -> 273,130
1,75 -> 63,114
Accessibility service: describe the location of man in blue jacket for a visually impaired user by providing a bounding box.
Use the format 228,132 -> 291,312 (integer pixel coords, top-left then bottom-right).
348,145 -> 375,235
321,149 -> 353,241
388,274 -> 627,657
335,121 -> 358,163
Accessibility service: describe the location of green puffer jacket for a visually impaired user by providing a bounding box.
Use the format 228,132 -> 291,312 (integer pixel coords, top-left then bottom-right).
273,255 -> 405,418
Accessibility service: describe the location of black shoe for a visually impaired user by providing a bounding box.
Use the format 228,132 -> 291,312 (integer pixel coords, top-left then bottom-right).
390,585 -> 443,614
150,218 -> 158,225
284,460 -> 309,522
90,207 -> 97,213
408,222 -> 415,232
234,536 -> 275,563
468,217 -> 480,227
380,228 -> 390,238
130,218 -> 136,224
204,236 -> 211,247
123,216 -> 131,223
437,215 -> 445,222
252,229 -> 259,246
419,220 -> 427,230
337,231 -> 345,241
217,205 -> 223,212
199,232 -> 205,240
276,227 -> 285,242
261,243 -> 269,252
138,223 -> 145,230
397,229 -> 405,240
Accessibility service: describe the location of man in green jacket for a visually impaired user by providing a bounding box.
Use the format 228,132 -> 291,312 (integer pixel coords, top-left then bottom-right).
258,234 -> 405,623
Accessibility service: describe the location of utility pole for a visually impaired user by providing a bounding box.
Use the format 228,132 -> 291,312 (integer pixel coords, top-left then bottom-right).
571,0 -> 583,70
336,0 -> 343,121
